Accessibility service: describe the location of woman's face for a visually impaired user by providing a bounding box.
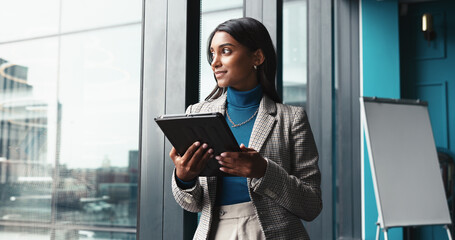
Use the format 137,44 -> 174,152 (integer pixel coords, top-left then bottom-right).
210,31 -> 259,91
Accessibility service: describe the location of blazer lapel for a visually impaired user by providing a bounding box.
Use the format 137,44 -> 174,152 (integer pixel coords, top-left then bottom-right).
208,94 -> 227,115
248,96 -> 277,152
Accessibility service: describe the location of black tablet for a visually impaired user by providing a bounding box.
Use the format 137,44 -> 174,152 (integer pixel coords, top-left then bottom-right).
154,112 -> 239,177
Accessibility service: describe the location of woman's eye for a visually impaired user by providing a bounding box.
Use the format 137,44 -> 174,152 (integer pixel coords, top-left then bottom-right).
222,48 -> 231,54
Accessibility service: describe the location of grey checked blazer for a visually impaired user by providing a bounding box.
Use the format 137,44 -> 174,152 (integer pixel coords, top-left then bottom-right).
172,93 -> 322,240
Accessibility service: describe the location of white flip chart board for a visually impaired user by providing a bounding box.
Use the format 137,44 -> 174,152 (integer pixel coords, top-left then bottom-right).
361,97 -> 451,229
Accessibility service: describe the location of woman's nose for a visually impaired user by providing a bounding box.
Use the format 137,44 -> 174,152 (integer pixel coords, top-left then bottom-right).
211,54 -> 221,68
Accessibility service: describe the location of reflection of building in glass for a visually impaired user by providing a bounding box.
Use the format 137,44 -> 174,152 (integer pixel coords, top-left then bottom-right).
129,150 -> 138,184
0,57 -> 52,221
0,1 -> 142,237
59,164 -> 137,226
0,58 -> 31,91
0,58 -> 138,226
128,150 -> 138,218
0,58 -> 48,161
91,150 -> 138,226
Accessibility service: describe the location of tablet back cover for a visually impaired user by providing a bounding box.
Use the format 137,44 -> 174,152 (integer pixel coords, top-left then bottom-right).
155,112 -> 239,176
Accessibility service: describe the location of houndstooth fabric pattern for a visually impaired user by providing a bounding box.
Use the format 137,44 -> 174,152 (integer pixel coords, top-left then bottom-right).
171,93 -> 322,240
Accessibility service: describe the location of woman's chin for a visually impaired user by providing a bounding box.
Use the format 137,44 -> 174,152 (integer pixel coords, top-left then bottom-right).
217,81 -> 228,88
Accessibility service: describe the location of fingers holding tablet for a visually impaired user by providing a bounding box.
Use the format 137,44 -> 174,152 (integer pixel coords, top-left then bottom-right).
170,141 -> 214,181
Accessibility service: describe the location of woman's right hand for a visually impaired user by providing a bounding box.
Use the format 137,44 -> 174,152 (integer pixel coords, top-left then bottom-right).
169,141 -> 214,182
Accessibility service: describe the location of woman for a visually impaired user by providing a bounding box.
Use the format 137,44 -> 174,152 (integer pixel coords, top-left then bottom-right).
170,17 -> 322,239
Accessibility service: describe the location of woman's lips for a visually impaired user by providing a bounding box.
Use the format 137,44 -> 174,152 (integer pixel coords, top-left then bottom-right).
215,71 -> 227,78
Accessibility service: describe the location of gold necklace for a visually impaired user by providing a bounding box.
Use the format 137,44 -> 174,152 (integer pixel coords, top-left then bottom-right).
226,108 -> 259,128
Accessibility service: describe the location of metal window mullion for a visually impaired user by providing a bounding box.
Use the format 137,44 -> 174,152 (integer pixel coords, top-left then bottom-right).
334,0 -> 361,239
138,0 -> 168,239
139,0 -> 200,239
308,0 -> 333,239
162,0 -> 195,239
244,0 -> 263,20
349,0 -> 361,238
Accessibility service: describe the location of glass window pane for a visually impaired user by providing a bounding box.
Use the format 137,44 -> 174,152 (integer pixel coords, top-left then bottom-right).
56,229 -> 136,239
0,38 -> 59,223
58,25 -> 141,227
199,0 -> 243,101
61,0 -> 142,32
282,0 -> 307,107
0,226 -> 50,239
0,0 -> 60,42
0,1 -> 141,239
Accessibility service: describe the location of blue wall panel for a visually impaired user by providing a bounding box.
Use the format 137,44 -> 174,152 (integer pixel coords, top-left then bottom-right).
400,1 -> 455,239
362,0 -> 400,98
401,1 -> 455,155
361,0 -> 401,239
416,82 -> 449,148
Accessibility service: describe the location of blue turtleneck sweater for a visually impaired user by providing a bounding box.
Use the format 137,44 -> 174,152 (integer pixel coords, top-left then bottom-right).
176,85 -> 263,206
216,85 -> 262,206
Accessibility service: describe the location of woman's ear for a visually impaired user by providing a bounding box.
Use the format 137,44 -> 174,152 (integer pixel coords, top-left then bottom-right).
253,49 -> 265,66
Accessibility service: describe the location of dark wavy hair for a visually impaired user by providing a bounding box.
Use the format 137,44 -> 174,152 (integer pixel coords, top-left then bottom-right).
205,17 -> 281,103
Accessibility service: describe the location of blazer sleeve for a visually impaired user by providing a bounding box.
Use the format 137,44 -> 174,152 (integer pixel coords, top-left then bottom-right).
250,107 -> 322,221
171,104 -> 205,212
171,170 -> 204,212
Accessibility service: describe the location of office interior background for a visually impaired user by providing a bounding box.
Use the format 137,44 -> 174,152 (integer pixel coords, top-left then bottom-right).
0,0 -> 453,239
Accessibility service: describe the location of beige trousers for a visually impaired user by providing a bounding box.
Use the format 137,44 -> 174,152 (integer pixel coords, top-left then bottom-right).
209,201 -> 265,240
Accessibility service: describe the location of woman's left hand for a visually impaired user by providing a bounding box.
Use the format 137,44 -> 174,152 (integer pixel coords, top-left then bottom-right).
216,144 -> 267,178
